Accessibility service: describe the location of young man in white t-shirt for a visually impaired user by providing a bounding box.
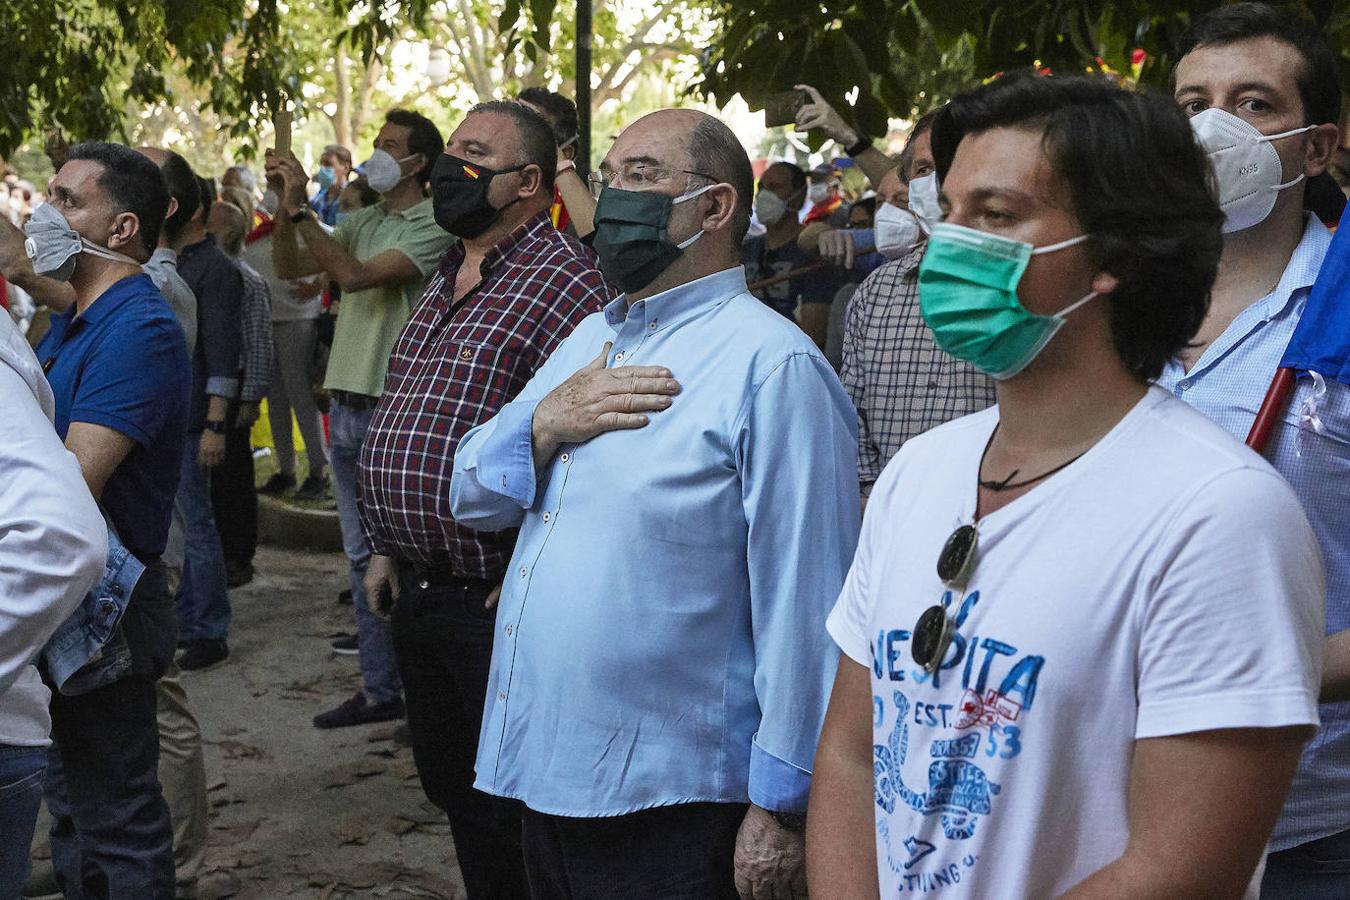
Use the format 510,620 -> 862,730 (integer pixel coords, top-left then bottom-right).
807,72 -> 1326,899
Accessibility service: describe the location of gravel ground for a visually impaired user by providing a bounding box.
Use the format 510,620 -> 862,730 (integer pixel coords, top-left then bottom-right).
29,544 -> 466,900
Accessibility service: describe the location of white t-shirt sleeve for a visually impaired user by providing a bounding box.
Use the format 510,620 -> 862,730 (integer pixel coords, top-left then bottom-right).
828,448 -> 907,667
1135,465 -> 1324,739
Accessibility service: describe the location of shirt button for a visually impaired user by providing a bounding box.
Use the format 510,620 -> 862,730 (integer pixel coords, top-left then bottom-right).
418,579 -> 430,590
505,624 -> 514,636
542,512 -> 551,523
649,321 -> 657,330
501,474 -> 508,486
459,348 -> 473,360
498,691 -> 507,700
1180,381 -> 1192,391
927,380 -> 939,389
615,352 -> 625,361
560,452 -> 570,462
519,566 -> 528,578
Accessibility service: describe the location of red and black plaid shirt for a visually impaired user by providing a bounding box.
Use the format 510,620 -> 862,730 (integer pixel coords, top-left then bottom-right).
358,211 -> 614,577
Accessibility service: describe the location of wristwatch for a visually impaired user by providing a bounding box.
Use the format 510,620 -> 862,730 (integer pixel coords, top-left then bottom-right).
770,810 -> 807,832
845,134 -> 873,158
204,420 -> 227,434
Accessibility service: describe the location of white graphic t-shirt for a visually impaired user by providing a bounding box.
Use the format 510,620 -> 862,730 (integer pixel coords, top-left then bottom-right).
827,387 -> 1324,899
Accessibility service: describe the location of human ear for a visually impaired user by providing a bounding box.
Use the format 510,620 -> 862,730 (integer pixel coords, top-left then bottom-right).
108,212 -> 141,253
701,183 -> 739,232
1302,122 -> 1340,177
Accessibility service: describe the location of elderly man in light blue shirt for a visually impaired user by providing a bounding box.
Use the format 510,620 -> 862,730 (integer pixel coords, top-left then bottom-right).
450,108 -> 859,898
1168,8 -> 1350,898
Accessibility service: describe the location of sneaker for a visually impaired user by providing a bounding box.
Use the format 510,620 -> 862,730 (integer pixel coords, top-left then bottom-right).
293,474 -> 330,502
226,561 -> 254,588
313,692 -> 404,729
178,639 -> 229,671
330,633 -> 359,655
258,472 -> 296,496
337,588 -> 353,606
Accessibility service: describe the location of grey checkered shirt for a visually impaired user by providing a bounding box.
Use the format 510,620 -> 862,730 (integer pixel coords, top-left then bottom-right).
236,259 -> 274,404
840,243 -> 996,494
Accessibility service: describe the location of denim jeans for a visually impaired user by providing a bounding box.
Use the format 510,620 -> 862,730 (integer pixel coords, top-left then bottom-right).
0,744 -> 47,898
331,400 -> 401,705
520,802 -> 746,900
391,569 -> 526,900
45,560 -> 176,900
174,431 -> 231,642
1262,828 -> 1350,899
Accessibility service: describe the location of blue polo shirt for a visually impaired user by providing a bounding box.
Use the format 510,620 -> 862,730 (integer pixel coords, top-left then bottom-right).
37,273 -> 191,562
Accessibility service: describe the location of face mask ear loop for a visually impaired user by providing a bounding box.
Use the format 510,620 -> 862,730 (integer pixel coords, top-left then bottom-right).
1261,123 -> 1318,143
1056,290 -> 1100,319
1030,233 -> 1091,255
1274,172 -> 1307,192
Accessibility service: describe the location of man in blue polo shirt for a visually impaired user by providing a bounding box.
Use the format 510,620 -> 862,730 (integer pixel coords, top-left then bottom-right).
31,141 -> 189,900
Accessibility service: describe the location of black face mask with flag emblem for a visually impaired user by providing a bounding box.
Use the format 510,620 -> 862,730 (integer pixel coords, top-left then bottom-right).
430,153 -> 526,238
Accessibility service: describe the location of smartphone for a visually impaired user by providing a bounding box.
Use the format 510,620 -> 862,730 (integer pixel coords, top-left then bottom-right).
764,90 -> 807,128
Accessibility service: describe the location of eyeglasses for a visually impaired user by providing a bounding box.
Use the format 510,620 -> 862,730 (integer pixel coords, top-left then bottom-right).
586,163 -> 717,200
911,524 -> 978,674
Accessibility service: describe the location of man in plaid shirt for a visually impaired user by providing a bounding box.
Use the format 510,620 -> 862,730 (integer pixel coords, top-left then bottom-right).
837,112 -> 996,502
358,101 -> 613,899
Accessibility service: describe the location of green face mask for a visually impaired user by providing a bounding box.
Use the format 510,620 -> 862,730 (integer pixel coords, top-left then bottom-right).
918,222 -> 1097,380
589,183 -> 712,295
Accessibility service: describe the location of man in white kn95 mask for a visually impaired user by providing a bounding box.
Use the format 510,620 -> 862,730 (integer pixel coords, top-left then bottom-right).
1165,5 -> 1348,897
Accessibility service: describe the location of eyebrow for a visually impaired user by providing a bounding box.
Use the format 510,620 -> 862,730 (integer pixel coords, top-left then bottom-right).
50,185 -> 73,203
459,139 -> 490,153
945,186 -> 1036,206
1175,79 -> 1283,98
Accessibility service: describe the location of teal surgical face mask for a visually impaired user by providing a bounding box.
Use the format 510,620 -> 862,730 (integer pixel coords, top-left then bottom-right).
918,222 -> 1097,380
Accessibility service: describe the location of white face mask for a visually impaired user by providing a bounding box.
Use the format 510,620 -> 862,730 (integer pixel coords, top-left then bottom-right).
873,202 -> 922,260
364,149 -> 418,194
908,173 -> 941,234
808,181 -> 831,205
24,201 -> 139,282
754,189 -> 789,226
1189,107 -> 1315,234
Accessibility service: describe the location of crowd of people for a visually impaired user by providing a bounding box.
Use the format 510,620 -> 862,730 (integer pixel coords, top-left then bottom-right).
1,2 -> 1349,898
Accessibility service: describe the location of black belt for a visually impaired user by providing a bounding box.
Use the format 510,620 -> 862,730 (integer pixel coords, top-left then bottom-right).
399,560 -> 493,591
332,390 -> 379,411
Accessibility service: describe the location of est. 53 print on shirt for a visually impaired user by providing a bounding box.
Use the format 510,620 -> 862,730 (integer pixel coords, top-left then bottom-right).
871,587 -> 1044,892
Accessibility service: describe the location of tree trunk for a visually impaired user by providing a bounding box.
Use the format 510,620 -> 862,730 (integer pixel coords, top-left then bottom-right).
333,49 -> 353,149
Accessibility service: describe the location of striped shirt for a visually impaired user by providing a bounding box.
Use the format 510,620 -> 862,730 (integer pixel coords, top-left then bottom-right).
1158,215 -> 1350,852
840,243 -> 996,493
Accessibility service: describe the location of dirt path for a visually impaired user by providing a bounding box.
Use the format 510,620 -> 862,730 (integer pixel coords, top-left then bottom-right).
34,545 -> 467,900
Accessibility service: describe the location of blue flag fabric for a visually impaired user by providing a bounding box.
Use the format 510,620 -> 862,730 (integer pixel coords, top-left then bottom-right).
1281,204 -> 1350,384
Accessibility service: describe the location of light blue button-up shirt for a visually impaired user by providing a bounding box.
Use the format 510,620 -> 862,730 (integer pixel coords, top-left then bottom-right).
1159,214 -> 1350,851
451,265 -> 860,816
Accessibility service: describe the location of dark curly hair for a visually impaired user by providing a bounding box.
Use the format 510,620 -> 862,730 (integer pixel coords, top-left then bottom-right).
931,72 -> 1224,381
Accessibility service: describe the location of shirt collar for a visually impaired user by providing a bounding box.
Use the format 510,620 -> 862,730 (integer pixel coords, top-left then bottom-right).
1249,212 -> 1331,323
604,265 -> 749,334
72,273 -> 153,326
439,210 -> 554,280
149,247 -> 178,268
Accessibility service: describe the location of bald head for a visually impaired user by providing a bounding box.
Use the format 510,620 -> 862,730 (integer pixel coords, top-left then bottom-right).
207,200 -> 247,256
614,109 -> 754,243
135,146 -> 196,246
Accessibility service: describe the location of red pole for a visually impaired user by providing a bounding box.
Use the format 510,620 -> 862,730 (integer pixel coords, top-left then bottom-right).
1246,367 -> 1297,453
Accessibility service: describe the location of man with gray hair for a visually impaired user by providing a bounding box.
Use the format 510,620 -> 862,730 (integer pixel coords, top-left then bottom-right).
360,99 -> 613,899
450,108 -> 859,898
